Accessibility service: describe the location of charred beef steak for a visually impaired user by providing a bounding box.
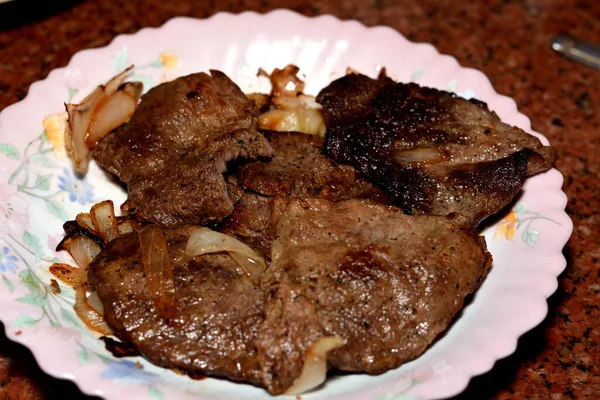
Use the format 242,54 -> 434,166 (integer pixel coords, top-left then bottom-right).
92,71 -> 273,227
317,73 -> 557,226
89,199 -> 491,394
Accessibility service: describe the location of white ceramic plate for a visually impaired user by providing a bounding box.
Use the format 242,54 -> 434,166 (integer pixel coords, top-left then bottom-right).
0,9 -> 571,400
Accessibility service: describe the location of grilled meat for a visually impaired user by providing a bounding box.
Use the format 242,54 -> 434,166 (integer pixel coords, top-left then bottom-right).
317,73 -> 557,226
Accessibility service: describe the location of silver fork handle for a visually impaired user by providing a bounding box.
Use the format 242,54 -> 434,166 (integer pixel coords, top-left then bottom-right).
552,34 -> 600,70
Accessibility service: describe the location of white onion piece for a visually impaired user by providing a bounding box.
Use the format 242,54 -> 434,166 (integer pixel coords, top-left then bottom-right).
73,286 -> 113,336
57,234 -> 102,270
86,83 -> 143,147
185,227 -> 265,285
259,104 -> 325,136
138,225 -> 176,319
90,200 -> 119,243
87,290 -> 105,315
65,66 -> 142,174
285,336 -> 345,395
393,148 -> 449,165
117,219 -> 135,235
75,213 -> 97,234
49,263 -> 88,287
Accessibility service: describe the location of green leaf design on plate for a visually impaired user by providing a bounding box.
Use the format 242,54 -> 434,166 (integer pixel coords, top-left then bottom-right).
410,67 -> 425,82
15,295 -> 48,306
13,314 -> 39,327
68,88 -> 79,102
148,387 -> 164,400
523,227 -> 540,247
130,74 -> 157,91
514,202 -> 527,214
29,153 -> 59,168
44,199 -> 69,220
112,45 -> 129,73
151,60 -> 163,68
61,307 -> 83,329
77,349 -> 93,365
20,270 -> 41,294
0,143 -> 20,160
35,174 -> 52,191
23,232 -> 42,262
447,79 -> 458,92
3,275 -> 14,292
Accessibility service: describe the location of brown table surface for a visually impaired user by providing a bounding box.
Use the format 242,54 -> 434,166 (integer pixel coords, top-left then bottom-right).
0,0 -> 598,399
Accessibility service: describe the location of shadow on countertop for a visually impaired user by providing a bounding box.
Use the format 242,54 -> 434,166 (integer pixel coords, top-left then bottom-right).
0,0 -> 83,31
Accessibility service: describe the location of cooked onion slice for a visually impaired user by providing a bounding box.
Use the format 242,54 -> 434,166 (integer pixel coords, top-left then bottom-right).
65,66 -> 143,174
185,227 -> 266,285
257,65 -> 325,136
393,148 -> 450,165
56,233 -> 102,270
73,286 -> 113,335
87,290 -> 105,315
75,213 -> 97,234
49,263 -> 88,287
259,105 -> 325,136
260,64 -> 305,102
116,218 -> 135,235
285,336 -> 345,395
90,200 -> 119,243
138,225 -> 176,319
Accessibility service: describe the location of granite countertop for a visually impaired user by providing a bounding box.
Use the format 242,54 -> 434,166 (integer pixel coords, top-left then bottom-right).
0,0 -> 598,398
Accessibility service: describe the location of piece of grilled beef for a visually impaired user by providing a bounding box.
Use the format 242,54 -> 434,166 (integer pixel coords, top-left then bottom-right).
92,71 -> 273,227
317,73 -> 557,226
257,198 -> 492,393
236,131 -> 390,203
88,226 -> 265,385
222,130 -> 390,260
89,199 -> 491,395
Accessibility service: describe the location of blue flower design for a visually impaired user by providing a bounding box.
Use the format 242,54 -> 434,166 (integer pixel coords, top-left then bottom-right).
58,168 -> 94,205
101,359 -> 158,385
0,247 -> 18,273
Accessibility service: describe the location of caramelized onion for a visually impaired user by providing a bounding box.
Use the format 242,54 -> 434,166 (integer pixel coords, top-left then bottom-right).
138,225 -> 176,319
116,218 -> 135,235
259,105 -> 325,136
56,233 -> 102,270
75,213 -> 97,234
87,290 -> 105,315
65,66 -> 142,174
73,286 -> 113,335
90,200 -> 119,243
285,336 -> 345,395
49,263 -> 88,287
185,227 -> 265,284
262,64 -> 305,101
393,148 -> 450,165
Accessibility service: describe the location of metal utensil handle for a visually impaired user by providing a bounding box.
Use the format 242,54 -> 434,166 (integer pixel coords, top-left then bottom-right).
552,34 -> 600,70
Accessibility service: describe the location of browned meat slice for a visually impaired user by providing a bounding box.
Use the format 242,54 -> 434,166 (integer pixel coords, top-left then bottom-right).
317,73 -> 557,226
88,226 -> 265,385
257,198 -> 492,394
236,131 -> 390,204
220,183 -> 283,260
93,71 -> 273,227
223,130 -> 390,259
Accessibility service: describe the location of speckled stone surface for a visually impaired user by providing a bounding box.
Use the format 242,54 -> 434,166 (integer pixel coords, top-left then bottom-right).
0,0 -> 598,398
